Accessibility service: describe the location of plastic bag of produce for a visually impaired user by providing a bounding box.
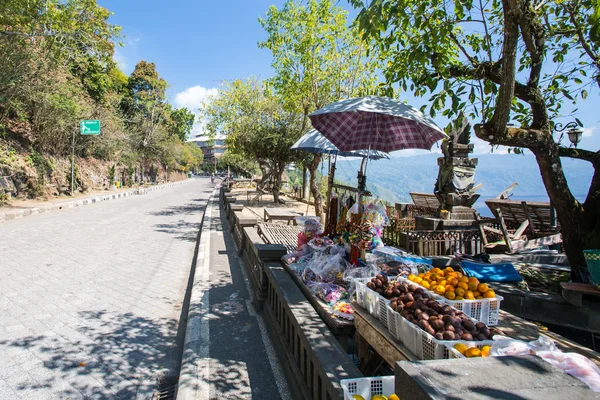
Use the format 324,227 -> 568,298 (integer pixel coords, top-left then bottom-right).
343,264 -> 380,295
307,282 -> 348,304
303,252 -> 349,284
490,337 -> 535,356
536,351 -> 600,392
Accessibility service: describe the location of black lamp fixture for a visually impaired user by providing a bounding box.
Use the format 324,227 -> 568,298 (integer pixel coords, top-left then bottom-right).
554,121 -> 584,148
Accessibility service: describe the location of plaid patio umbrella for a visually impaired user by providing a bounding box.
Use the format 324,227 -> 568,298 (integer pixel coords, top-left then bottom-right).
308,95 -> 447,153
309,96 -> 447,212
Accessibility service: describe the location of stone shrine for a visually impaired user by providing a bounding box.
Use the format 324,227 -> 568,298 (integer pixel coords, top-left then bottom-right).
416,114 -> 480,231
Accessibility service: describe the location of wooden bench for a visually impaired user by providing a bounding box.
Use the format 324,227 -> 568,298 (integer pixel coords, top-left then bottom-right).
410,192 -> 441,209
263,208 -> 302,225
477,199 -> 562,253
257,222 -> 300,254
561,282 -> 600,307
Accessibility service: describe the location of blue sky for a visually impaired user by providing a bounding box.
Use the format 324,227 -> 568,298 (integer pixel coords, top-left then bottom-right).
99,0 -> 599,156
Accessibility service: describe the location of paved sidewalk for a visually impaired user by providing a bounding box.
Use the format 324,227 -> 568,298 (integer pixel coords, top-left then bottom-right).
178,188 -> 290,399
0,177 -> 212,399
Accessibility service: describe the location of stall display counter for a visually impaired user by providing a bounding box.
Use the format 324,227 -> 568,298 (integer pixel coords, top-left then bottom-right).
352,301 -> 600,374
282,261 -> 355,351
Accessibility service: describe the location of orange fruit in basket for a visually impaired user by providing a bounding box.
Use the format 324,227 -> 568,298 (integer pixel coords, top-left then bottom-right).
465,291 -> 475,300
414,277 -> 423,284
468,277 -> 479,283
435,285 -> 446,295
445,291 -> 456,300
457,282 -> 468,291
455,296 -> 464,300
408,274 -> 416,281
448,278 -> 459,287
484,290 -> 496,298
481,345 -> 491,357
459,276 -> 469,283
477,296 -> 484,299
468,281 -> 479,291
444,285 -> 454,292
388,395 -> 400,400
478,283 -> 489,293
455,271 -> 463,278
466,348 -> 482,357
421,280 -> 431,289
453,343 -> 468,355
445,267 -> 454,272
473,291 -> 481,298
455,287 -> 465,297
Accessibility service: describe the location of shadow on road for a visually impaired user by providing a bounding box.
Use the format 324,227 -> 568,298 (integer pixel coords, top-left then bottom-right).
0,310 -> 180,398
154,218 -> 205,242
147,203 -> 203,217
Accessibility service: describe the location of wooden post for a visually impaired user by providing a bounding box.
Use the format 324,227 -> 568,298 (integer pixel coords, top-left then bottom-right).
521,201 -> 537,237
496,208 -> 513,253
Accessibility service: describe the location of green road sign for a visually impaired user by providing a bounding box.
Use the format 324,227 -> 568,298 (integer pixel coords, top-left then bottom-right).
80,120 -> 101,135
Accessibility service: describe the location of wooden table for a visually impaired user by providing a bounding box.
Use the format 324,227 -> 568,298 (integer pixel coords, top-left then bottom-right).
257,223 -> 300,254
353,301 -> 600,374
246,190 -> 263,205
263,208 -> 302,225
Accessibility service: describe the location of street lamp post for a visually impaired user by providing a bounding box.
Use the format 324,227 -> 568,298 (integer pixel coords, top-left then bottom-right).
554,121 -> 584,148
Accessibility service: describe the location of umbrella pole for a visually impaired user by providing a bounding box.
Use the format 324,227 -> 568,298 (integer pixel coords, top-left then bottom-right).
325,154 -> 337,229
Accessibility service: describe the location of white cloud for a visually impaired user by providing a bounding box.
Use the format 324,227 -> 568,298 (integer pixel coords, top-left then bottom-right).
113,48 -> 128,72
583,126 -> 595,137
174,85 -> 219,137
127,37 -> 141,47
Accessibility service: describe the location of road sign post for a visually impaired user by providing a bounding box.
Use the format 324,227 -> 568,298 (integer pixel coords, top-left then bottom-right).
72,120 -> 101,194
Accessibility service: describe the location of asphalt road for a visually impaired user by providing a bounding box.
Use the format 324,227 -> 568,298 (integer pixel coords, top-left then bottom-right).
0,178 -> 212,399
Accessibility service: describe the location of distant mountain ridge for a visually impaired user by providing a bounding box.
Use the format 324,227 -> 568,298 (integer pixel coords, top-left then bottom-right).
333,153 -> 592,204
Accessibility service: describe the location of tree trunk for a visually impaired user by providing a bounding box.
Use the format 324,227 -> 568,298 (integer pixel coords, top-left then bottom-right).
302,166 -> 309,200
308,154 -> 324,220
272,163 -> 284,204
531,144 -> 588,282
257,160 -> 271,191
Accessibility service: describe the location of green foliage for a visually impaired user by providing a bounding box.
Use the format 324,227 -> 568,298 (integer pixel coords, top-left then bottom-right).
216,151 -> 259,177
0,1 -> 201,196
107,164 -> 116,183
350,0 -> 599,128
259,0 -> 379,122
168,107 -> 195,141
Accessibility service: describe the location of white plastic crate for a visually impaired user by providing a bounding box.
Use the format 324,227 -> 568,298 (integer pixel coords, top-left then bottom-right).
387,306 -> 492,360
444,295 -> 504,326
377,296 -> 391,328
341,376 -> 395,400
397,277 -> 503,326
354,278 -> 381,319
444,340 -> 494,359
354,278 -> 369,309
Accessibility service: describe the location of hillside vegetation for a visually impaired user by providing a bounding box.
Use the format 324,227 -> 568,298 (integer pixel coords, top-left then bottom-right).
0,0 -> 203,201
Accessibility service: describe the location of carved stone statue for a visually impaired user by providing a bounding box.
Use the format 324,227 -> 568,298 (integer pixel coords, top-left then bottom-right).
434,113 -> 480,218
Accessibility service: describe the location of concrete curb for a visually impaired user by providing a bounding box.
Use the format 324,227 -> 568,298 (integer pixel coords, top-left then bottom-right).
176,186 -> 218,400
0,179 -> 193,223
